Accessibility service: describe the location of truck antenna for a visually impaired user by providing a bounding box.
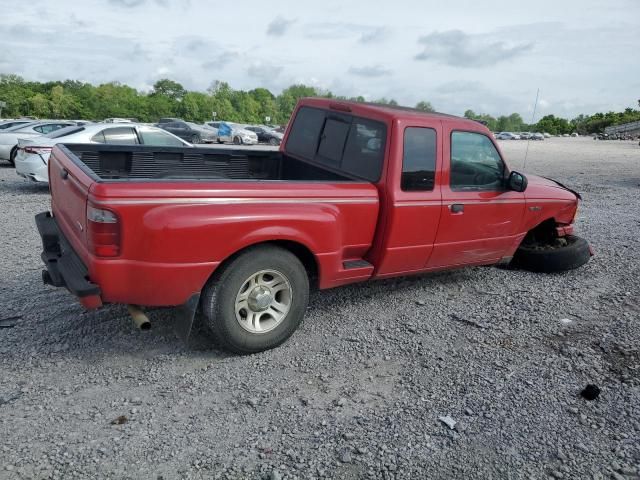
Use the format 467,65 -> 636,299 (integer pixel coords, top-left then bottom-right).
523,88 -> 540,171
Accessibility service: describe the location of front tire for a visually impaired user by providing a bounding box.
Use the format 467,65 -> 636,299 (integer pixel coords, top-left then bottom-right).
201,245 -> 309,354
268,137 -> 279,146
512,235 -> 591,273
191,134 -> 201,144
233,136 -> 242,145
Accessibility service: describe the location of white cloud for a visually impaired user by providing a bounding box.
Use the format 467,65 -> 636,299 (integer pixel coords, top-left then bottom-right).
0,0 -> 638,117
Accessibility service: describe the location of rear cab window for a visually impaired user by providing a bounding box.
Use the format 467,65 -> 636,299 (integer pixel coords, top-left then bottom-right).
402,127 -> 437,191
285,106 -> 386,182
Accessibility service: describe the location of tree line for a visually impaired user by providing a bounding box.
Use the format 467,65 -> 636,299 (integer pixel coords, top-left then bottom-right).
1,74 -> 638,134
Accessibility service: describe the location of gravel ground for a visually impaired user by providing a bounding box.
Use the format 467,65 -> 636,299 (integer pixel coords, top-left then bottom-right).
0,138 -> 638,480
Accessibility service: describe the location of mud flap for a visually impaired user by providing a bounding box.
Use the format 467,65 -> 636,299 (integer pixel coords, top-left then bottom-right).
173,293 -> 200,342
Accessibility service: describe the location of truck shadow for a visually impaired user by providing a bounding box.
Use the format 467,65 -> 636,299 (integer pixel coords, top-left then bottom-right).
3,267 -> 487,362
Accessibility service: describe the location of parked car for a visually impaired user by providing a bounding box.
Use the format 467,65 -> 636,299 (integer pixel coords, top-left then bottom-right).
103,118 -> 137,123
495,132 -> 521,140
157,121 -> 218,144
244,125 -> 284,145
520,132 -> 531,140
543,132 -> 551,138
530,133 -> 545,141
157,117 -> 183,124
0,119 -> 34,130
35,98 -> 590,354
15,123 -> 191,183
0,120 -> 80,165
570,133 -> 579,137
208,121 -> 259,145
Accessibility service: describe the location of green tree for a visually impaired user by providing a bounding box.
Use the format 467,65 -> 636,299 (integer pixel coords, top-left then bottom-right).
277,85 -> 318,123
151,79 -> 186,102
415,101 -> 435,112
28,93 -> 51,118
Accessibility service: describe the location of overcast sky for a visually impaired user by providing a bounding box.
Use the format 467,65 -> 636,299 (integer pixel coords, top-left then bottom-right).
1,0 -> 639,118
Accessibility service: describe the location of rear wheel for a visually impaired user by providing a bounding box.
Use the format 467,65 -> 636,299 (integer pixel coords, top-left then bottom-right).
512,235 -> 591,273
9,146 -> 17,166
201,245 -> 309,353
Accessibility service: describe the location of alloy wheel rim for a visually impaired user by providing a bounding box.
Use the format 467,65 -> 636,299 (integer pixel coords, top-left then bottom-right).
234,269 -> 292,334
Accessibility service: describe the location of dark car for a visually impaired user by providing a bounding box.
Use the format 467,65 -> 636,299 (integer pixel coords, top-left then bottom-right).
157,121 -> 217,144
245,125 -> 284,145
157,117 -> 183,124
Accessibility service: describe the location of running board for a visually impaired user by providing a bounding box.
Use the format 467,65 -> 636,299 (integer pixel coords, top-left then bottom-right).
342,259 -> 373,270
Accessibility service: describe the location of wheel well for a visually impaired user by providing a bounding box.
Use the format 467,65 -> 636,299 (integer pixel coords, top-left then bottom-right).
522,218 -> 557,245
211,240 -> 319,289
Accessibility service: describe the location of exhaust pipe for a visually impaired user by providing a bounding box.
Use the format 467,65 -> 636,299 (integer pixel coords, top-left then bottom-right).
127,305 -> 151,331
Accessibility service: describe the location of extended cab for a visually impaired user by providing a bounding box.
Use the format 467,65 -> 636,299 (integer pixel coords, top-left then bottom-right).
36,98 -> 591,353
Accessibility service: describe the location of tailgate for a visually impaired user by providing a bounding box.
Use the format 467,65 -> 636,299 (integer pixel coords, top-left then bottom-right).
48,145 -> 96,259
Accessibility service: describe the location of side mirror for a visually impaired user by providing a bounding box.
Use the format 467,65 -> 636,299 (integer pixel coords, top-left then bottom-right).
507,171 -> 528,192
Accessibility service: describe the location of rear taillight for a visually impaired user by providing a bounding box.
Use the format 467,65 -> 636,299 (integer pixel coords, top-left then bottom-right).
22,146 -> 52,155
87,206 -> 120,257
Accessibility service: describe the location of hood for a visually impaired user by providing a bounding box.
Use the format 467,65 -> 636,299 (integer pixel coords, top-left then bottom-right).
525,174 -> 580,201
237,128 -> 258,137
192,125 -> 216,135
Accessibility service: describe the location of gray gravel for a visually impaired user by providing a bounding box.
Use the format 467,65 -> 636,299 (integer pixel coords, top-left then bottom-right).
1,138 -> 639,479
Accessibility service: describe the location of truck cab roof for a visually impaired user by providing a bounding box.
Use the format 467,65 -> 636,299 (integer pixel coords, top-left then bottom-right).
297,97 -> 483,130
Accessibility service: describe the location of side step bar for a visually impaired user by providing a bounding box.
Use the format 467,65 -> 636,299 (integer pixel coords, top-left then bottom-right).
342,259 -> 373,270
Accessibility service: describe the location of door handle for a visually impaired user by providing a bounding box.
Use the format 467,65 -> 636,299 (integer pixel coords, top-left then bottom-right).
60,168 -> 69,180
449,203 -> 464,214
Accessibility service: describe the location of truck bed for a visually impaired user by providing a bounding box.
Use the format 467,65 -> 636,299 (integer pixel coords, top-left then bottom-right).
59,144 -> 354,182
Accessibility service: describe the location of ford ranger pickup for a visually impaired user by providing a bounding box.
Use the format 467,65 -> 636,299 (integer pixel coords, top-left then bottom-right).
35,98 -> 591,353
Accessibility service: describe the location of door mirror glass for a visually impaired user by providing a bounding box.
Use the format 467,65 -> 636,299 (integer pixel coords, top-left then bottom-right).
507,171 -> 528,192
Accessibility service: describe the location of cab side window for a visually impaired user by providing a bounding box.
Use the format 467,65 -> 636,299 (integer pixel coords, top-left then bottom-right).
401,127 -> 437,191
450,131 -> 505,191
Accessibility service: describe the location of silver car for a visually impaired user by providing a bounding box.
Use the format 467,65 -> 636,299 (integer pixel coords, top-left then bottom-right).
0,120 -> 79,164
495,132 -> 521,140
14,123 -> 191,183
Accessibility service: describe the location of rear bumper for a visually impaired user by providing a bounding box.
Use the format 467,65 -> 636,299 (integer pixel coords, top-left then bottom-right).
16,154 -> 49,183
35,212 -> 103,309
0,144 -> 13,160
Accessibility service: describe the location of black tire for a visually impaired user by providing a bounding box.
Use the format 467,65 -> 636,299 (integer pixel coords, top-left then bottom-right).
268,137 -> 279,146
512,235 -> 590,273
233,136 -> 242,145
201,245 -> 309,354
191,134 -> 201,144
9,146 -> 17,166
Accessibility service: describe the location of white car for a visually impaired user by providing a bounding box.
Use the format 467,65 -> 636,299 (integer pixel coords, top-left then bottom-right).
0,120 -> 79,164
495,132 -> 521,140
15,123 -> 191,183
207,121 -> 259,145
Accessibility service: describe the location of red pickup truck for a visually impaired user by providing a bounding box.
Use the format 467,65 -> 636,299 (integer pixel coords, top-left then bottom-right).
36,98 -> 590,353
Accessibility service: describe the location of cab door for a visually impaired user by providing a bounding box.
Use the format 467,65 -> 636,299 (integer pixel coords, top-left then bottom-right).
373,121 -> 444,276
427,128 -> 525,268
